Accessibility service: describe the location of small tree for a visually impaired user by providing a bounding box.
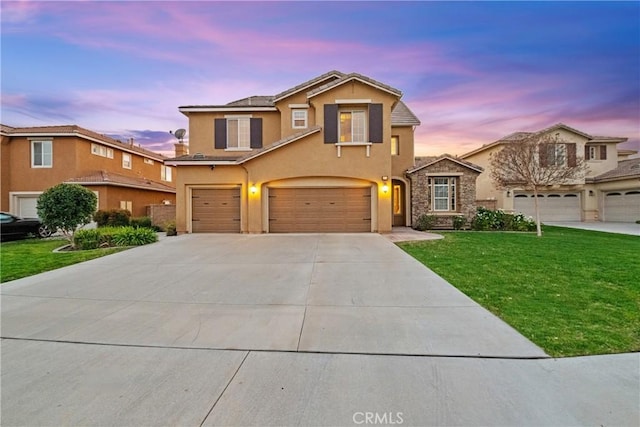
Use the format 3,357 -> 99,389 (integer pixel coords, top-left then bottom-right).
489,133 -> 587,237
37,184 -> 97,245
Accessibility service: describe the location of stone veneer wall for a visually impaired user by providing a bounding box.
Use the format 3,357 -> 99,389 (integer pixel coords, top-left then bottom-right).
408,159 -> 480,229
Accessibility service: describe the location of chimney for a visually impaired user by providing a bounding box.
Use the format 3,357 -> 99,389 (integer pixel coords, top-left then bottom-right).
174,142 -> 188,157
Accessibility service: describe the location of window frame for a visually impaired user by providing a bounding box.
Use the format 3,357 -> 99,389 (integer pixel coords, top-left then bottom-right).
339,109 -> 367,143
31,140 -> 53,168
161,165 -> 172,182
292,109 -> 308,129
91,143 -> 114,159
391,135 -> 400,156
429,177 -> 457,212
226,116 -> 251,149
122,153 -> 132,169
546,143 -> 567,166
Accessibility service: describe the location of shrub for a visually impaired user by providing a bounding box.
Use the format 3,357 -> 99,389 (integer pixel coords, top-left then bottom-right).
414,214 -> 437,231
74,229 -> 102,250
37,183 -> 98,245
452,215 -> 467,230
165,220 -> 177,236
471,207 -> 536,232
94,209 -> 131,227
111,226 -> 158,246
131,216 -> 153,229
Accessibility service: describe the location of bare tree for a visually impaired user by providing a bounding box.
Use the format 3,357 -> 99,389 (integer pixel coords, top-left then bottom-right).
490,133 -> 588,236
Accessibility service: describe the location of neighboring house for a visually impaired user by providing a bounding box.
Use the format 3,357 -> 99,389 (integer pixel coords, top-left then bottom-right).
461,123 -> 640,222
407,155 -> 483,228
0,124 -> 176,218
166,70 -> 420,234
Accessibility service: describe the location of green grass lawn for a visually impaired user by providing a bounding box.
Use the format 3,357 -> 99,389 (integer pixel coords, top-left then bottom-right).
398,226 -> 640,357
1,238 -> 125,283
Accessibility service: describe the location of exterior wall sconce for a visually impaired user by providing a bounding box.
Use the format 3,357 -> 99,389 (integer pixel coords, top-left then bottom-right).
589,190 -> 594,196
250,185 -> 258,195
506,190 -> 511,197
381,176 -> 389,193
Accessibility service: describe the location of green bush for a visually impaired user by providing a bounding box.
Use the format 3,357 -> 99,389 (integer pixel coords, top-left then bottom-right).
414,214 -> 437,231
471,207 -> 536,232
37,183 -> 97,244
452,215 -> 467,230
111,227 -> 158,246
130,216 -> 153,229
94,209 -> 131,227
73,229 -> 102,250
165,220 -> 177,236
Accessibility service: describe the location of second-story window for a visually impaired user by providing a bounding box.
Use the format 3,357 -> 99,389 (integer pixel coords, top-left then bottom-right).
339,110 -> 366,143
586,145 -> 607,160
161,165 -> 172,182
227,117 -> 251,149
31,140 -> 53,168
91,143 -> 114,159
391,136 -> 400,155
122,153 -> 132,169
292,110 -> 307,129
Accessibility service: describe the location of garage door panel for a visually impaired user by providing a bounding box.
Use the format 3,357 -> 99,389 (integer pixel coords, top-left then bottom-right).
269,187 -> 371,233
605,191 -> 640,222
514,193 -> 581,221
192,188 -> 241,233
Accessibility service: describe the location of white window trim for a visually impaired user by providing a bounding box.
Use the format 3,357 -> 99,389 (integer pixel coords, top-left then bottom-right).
292,109 -> 308,129
31,140 -> 53,168
161,165 -> 173,182
429,177 -> 457,212
288,104 -> 309,109
144,158 -> 154,165
122,153 -> 132,169
91,143 -> 114,159
334,99 -> 372,104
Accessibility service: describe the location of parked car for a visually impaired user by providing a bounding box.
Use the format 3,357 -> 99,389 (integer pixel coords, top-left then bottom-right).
0,212 -> 52,241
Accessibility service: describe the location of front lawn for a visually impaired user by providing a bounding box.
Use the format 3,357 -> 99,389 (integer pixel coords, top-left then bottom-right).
398,226 -> 640,357
1,238 -> 125,283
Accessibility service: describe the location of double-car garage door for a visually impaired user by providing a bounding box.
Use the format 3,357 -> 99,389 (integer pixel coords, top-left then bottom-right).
191,187 -> 372,233
514,193 -> 581,221
604,191 -> 640,222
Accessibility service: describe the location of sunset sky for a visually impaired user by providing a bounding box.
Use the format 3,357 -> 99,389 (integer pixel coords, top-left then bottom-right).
2,1 -> 639,157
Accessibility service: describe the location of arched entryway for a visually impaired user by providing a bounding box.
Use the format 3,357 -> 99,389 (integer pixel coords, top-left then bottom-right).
392,179 -> 406,226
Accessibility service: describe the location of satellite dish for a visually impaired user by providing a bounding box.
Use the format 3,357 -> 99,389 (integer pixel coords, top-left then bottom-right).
171,128 -> 186,142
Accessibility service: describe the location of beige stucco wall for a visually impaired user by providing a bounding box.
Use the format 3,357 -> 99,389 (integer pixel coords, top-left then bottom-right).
391,126 -> 415,178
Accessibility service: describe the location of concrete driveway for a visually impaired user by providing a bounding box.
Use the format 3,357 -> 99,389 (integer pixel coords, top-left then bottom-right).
545,221 -> 640,236
2,234 -> 638,426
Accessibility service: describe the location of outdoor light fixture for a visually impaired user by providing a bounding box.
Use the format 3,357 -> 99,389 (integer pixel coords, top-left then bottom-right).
382,184 -> 389,193
589,190 -> 594,196
381,176 -> 388,182
250,185 -> 258,195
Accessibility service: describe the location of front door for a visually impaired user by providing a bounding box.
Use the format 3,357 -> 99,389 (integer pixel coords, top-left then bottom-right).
392,180 -> 405,226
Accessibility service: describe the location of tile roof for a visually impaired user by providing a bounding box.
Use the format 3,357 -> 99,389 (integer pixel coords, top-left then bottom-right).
166,154 -> 243,162
0,124 -> 169,161
591,158 -> 640,182
407,154 -> 484,174
226,96 -> 275,107
239,126 -> 322,163
65,170 -> 176,193
391,101 -> 421,126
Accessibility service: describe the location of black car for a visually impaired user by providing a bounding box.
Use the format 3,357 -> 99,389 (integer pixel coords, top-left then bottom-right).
0,212 -> 52,241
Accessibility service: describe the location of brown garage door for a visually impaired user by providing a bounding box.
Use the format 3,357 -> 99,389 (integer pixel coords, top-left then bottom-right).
192,188 -> 241,233
269,187 -> 371,233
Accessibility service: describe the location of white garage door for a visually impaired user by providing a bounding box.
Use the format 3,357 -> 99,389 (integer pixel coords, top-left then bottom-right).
17,196 -> 40,218
514,193 -> 581,221
604,191 -> 640,222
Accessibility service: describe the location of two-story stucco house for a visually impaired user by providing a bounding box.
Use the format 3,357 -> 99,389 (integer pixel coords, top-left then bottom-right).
1,124 -> 176,218
166,71 -> 421,234
461,123 -> 639,222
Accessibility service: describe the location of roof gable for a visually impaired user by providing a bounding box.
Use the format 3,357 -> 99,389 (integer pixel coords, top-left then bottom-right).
407,155 -> 483,174
391,101 -> 421,126
273,70 -> 345,102
307,72 -> 402,99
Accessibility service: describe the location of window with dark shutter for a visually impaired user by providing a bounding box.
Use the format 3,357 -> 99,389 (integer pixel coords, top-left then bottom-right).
250,118 -> 262,148
539,143 -> 549,167
214,119 -> 226,149
324,104 -> 338,144
600,145 -> 607,160
567,143 -> 577,167
369,103 -> 383,143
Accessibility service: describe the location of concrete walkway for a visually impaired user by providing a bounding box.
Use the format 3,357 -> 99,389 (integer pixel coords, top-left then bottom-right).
1,234 -> 638,426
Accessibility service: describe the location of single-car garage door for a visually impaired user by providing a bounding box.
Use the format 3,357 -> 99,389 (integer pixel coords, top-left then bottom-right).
604,191 -> 640,222
269,187 -> 371,233
514,193 -> 581,221
191,188 -> 241,233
